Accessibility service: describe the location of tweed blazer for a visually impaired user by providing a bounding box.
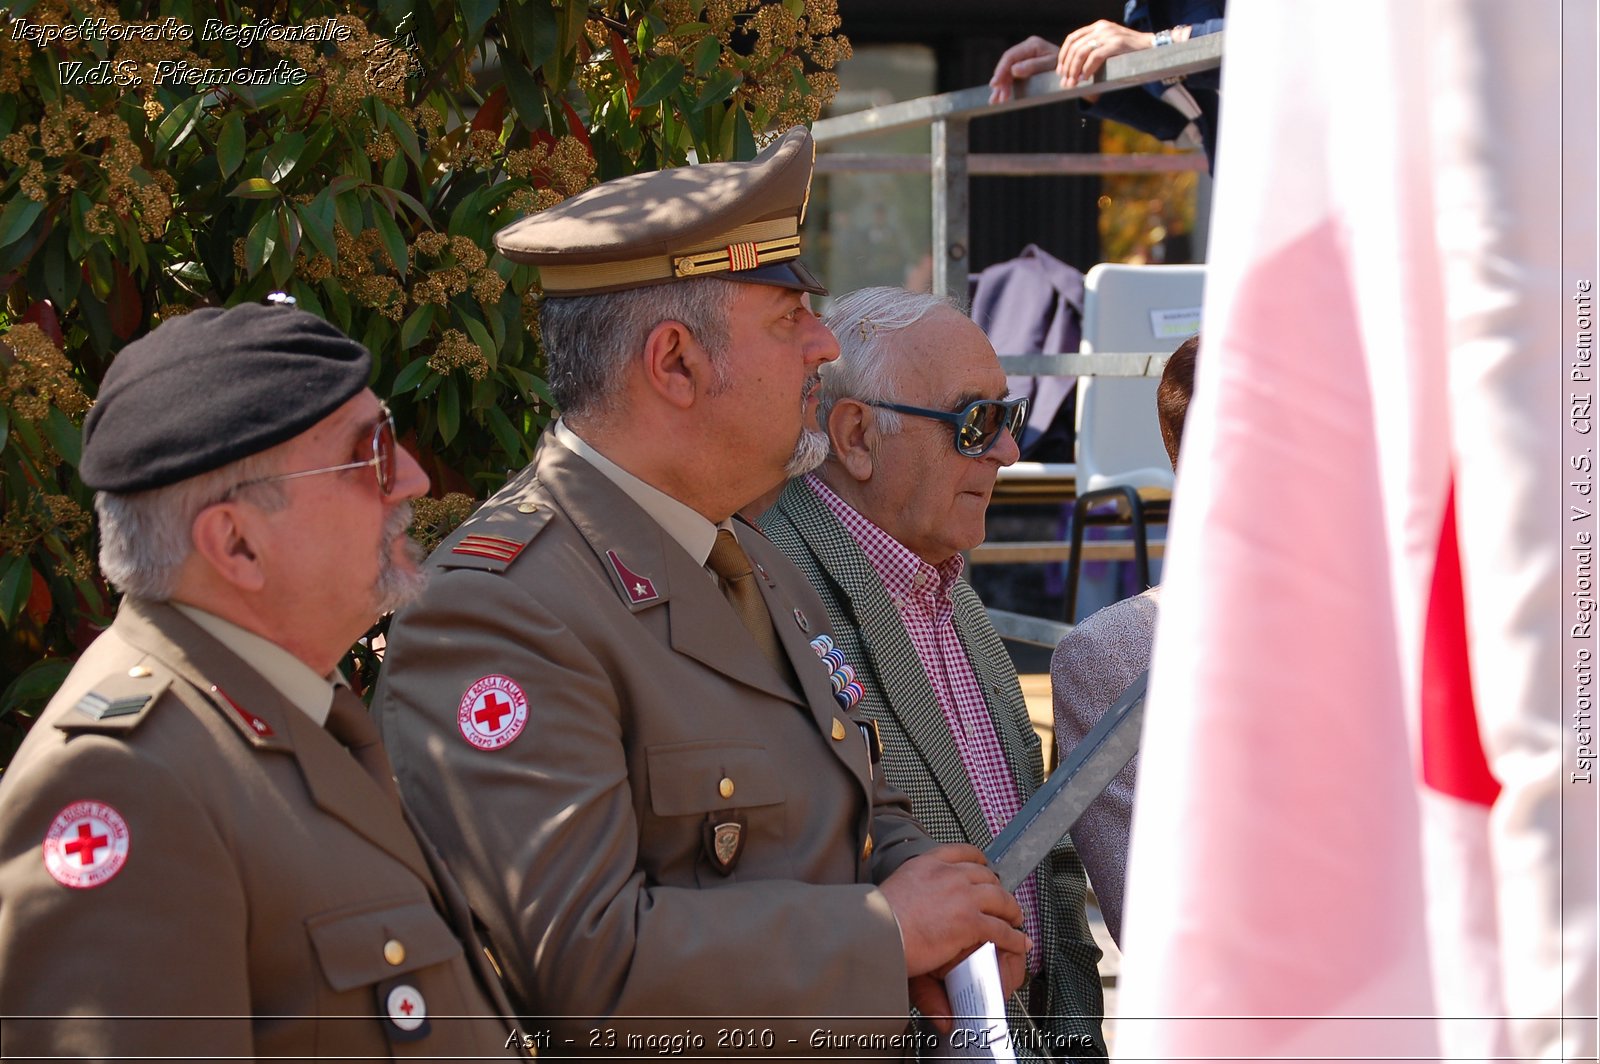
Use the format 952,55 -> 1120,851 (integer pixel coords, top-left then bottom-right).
0,598 -> 518,1059
763,478 -> 1106,1061
374,431 -> 939,1051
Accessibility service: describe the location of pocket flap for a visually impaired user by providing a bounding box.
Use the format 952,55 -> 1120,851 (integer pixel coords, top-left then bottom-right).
306,897 -> 462,992
646,740 -> 784,817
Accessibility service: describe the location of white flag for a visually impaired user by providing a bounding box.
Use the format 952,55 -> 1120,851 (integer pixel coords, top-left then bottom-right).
1116,2 -> 1597,1061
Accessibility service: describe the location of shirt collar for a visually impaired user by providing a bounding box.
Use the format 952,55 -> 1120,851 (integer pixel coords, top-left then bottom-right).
805,473 -> 965,604
172,603 -> 337,725
554,418 -> 728,566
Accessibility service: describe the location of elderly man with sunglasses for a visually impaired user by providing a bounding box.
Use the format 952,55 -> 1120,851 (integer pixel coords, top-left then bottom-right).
762,287 -> 1107,1061
0,303 -> 521,1058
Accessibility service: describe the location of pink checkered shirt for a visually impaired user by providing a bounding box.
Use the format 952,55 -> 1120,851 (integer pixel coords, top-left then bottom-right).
806,475 -> 1041,971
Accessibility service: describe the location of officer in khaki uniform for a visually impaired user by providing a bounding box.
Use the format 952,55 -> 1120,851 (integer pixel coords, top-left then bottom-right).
0,305 -> 520,1058
375,127 -> 1030,1051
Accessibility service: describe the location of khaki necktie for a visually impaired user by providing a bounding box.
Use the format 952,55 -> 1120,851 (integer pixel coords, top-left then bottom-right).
707,529 -> 786,676
326,686 -> 402,805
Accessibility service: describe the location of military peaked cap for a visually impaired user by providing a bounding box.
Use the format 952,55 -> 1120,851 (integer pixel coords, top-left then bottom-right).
494,126 -> 826,297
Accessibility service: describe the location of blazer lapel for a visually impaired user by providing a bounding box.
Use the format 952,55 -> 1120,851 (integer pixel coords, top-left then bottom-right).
537,433 -> 803,706
114,600 -> 437,890
775,482 -> 994,845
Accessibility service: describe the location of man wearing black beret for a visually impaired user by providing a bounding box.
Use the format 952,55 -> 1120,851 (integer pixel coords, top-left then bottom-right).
0,301 -> 522,1058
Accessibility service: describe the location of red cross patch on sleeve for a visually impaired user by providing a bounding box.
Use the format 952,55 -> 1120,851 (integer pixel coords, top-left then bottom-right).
42,800 -> 130,889
457,675 -> 529,750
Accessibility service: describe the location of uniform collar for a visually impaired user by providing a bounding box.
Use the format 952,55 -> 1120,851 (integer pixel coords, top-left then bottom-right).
171,603 -> 337,725
554,418 -> 731,568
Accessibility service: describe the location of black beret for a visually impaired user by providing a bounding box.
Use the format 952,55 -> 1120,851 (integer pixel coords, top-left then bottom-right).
80,303 -> 372,493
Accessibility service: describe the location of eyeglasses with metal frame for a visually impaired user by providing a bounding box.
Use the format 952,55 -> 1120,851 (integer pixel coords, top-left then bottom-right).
864,395 -> 1029,457
224,402 -> 398,499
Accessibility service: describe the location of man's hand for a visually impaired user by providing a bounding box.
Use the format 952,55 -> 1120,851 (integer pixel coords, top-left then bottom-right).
907,943 -> 1029,1037
880,843 -> 1029,977
989,20 -> 1160,106
909,973 -> 956,1036
988,36 -> 1060,104
1056,19 -> 1155,89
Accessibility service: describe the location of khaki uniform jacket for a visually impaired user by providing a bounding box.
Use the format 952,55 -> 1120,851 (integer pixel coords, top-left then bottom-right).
374,432 -> 939,1050
0,598 -> 518,1061
763,479 -> 1107,1060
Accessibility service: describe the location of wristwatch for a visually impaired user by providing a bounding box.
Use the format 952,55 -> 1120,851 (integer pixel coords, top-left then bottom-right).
1153,28 -> 1173,46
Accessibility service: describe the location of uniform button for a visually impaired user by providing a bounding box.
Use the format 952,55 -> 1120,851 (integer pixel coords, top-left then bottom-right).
718,777 -> 735,800
861,834 -> 874,860
128,665 -> 152,678
383,939 -> 406,966
517,502 -> 538,513
831,719 -> 847,741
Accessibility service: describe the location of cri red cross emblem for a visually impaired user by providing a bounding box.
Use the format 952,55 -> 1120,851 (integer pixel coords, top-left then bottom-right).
385,983 -> 427,1032
43,801 -> 130,889
457,674 -> 528,750
474,693 -> 512,731
63,823 -> 109,866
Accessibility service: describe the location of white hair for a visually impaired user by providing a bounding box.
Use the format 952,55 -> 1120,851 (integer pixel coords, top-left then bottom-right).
817,287 -> 959,436
95,453 -> 286,600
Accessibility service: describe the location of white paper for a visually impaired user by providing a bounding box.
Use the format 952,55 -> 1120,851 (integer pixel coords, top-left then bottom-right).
934,942 -> 1017,1062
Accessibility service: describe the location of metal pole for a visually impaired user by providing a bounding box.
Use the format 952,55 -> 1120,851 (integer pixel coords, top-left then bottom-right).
931,117 -> 970,302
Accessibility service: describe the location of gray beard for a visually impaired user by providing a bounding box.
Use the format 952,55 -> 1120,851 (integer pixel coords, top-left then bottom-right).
374,503 -> 429,616
784,427 -> 830,478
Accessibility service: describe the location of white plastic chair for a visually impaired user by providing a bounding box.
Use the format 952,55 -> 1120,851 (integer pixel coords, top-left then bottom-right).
1066,263 -> 1204,620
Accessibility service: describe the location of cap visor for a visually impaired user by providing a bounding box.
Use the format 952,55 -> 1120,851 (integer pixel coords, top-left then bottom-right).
729,258 -> 827,296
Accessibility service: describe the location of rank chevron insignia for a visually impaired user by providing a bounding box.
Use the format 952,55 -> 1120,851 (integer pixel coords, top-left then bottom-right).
452,534 -> 526,563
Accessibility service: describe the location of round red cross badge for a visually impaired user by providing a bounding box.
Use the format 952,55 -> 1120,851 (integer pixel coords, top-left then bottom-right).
42,800 -> 130,889
457,674 -> 528,750
385,984 -> 427,1032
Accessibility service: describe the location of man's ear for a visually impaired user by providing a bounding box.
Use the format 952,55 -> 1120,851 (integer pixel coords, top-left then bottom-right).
827,399 -> 876,483
641,319 -> 714,410
189,502 -> 268,593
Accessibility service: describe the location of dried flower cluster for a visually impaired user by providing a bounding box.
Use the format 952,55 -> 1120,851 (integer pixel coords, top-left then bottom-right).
410,492 -> 478,553
0,493 -> 93,574
426,329 -> 489,381
1,325 -> 90,421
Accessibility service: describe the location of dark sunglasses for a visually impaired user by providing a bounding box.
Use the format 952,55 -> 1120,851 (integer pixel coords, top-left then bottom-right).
865,396 -> 1029,457
225,402 -> 398,498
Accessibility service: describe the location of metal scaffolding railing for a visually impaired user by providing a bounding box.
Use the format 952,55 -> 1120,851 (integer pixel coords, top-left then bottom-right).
812,32 -> 1222,307
808,36 -> 1225,641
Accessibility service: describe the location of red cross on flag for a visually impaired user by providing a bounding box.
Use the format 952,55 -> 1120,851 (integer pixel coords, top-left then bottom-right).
1114,2 -> 1596,1061
457,674 -> 529,751
42,800 -> 130,889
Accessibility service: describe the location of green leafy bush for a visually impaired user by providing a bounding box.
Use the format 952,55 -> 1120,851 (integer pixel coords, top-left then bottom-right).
0,0 -> 848,764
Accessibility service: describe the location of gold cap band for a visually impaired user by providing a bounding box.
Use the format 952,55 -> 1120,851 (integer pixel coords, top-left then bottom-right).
535,217 -> 798,295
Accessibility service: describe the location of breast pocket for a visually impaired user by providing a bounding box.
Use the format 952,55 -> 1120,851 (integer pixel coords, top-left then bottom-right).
306,896 -> 463,997
644,740 -> 789,884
